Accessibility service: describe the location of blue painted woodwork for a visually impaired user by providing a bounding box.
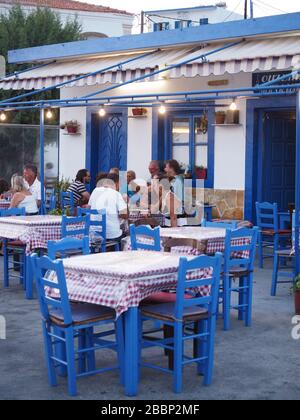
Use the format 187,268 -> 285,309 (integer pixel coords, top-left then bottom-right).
201,219 -> 238,229
140,253 -> 222,393
61,215 -> 90,239
77,208 -> 107,253
262,111 -> 296,211
130,224 -> 161,251
244,96 -> 296,222
222,227 -> 258,331
86,107 -> 128,188
271,212 -> 299,296
0,208 -> 26,290
48,237 -> 90,260
296,91 -> 300,275
31,254 -> 124,396
255,202 -> 291,269
8,13 -> 300,64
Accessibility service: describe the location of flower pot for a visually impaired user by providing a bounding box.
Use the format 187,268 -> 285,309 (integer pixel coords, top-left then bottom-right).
132,108 -> 147,117
67,125 -> 78,134
295,291 -> 300,315
215,112 -> 226,125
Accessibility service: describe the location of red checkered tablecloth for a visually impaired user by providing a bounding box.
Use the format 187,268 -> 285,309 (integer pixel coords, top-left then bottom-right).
0,215 -> 62,255
0,201 -> 10,210
48,251 -> 212,317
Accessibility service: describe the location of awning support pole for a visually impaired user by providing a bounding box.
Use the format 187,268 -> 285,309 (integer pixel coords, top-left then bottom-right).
40,108 -> 46,215
295,90 -> 300,275
0,49 -> 160,105
80,40 -> 245,100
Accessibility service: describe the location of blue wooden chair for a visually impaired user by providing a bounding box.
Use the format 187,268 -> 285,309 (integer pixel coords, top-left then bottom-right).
130,224 -> 161,251
31,254 -> 124,397
61,191 -> 75,215
256,202 -> 291,269
0,208 -> 26,288
201,219 -> 238,229
77,208 -> 108,253
61,215 -> 90,239
222,227 -> 259,331
48,236 -> 90,260
271,212 -> 299,296
45,188 -> 56,214
140,253 -> 222,393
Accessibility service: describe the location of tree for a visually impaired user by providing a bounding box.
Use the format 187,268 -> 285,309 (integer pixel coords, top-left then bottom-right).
0,6 -> 82,124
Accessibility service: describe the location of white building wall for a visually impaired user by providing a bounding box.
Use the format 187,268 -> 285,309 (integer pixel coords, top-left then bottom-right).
0,4 -> 134,38
60,71 -> 251,188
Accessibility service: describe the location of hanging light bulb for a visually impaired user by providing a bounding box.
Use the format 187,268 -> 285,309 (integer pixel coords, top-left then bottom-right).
229,99 -> 237,111
158,104 -> 166,115
0,111 -> 7,122
99,107 -> 106,117
46,109 -> 53,119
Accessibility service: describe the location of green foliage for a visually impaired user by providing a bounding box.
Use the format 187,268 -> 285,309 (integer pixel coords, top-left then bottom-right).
294,275 -> 300,292
0,6 -> 82,124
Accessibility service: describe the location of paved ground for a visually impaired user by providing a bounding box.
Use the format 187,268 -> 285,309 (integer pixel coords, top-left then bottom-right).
0,256 -> 299,401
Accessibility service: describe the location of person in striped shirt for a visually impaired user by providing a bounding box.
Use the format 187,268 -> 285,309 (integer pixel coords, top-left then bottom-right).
67,169 -> 91,206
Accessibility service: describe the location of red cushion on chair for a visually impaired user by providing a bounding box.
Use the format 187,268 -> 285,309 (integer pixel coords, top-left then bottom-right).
7,241 -> 26,248
142,292 -> 193,304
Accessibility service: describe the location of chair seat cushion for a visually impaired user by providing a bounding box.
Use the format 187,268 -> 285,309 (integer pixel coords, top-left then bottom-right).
229,267 -> 251,277
49,302 -> 115,327
6,241 -> 26,248
141,302 -> 208,323
262,229 -> 291,236
142,292 -> 192,304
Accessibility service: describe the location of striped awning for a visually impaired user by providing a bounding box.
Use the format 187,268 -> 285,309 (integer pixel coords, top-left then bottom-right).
1,35 -> 300,90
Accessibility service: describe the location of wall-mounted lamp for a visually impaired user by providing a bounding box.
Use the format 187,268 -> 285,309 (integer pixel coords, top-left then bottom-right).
158,104 -> 167,115
0,111 -> 7,122
46,109 -> 54,120
229,99 -> 238,112
99,107 -> 106,117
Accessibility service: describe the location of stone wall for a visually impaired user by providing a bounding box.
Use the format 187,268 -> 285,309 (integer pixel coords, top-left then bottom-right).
205,189 -> 245,220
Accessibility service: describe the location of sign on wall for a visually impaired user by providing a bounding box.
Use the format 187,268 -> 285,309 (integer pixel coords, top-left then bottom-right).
252,70 -> 299,92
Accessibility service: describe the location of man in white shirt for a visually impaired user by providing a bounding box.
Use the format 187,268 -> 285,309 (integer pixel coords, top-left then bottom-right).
89,173 -> 128,240
23,164 -> 43,208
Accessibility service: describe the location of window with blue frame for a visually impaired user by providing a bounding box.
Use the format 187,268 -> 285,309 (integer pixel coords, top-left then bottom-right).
153,22 -> 170,32
200,18 -> 209,25
175,20 -> 192,30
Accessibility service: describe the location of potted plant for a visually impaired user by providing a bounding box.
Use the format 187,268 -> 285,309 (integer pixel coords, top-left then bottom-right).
60,120 -> 80,134
195,166 -> 207,180
294,275 -> 300,315
132,108 -> 147,117
215,111 -> 226,125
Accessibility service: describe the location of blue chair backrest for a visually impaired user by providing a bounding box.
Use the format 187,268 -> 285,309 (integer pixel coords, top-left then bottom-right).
31,254 -> 72,325
130,224 -> 161,251
223,227 -> 259,273
202,219 -> 238,229
175,253 -> 222,321
45,188 -> 56,213
0,208 -> 26,217
48,236 -> 90,260
256,202 -> 279,231
77,208 -> 107,240
61,215 -> 90,238
61,191 -> 75,212
292,211 -> 300,247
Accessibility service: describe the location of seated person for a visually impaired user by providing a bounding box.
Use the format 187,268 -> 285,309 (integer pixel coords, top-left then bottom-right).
0,179 -> 11,200
89,173 -> 128,242
67,169 -> 91,206
10,176 -> 39,215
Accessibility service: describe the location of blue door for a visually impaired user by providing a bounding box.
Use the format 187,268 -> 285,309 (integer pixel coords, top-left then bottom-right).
262,111 -> 296,211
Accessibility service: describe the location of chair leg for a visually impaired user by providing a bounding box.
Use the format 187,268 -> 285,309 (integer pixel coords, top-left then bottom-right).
65,328 -> 77,397
223,275 -> 231,331
85,327 -> 96,372
203,316 -> 217,387
173,322 -> 183,394
258,232 -> 264,269
115,317 -> 125,386
78,330 -> 87,374
53,327 -> 67,378
271,253 -> 279,296
196,319 -> 207,376
42,322 -> 57,387
238,277 -> 246,322
3,240 -> 9,288
245,274 -> 254,328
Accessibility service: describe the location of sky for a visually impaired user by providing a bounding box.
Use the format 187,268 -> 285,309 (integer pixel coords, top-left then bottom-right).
85,0 -> 300,17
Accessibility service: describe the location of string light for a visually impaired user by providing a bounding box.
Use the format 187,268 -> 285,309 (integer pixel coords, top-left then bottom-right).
99,107 -> 106,117
46,109 -> 53,119
0,111 -> 7,122
229,99 -> 237,111
158,104 -> 166,115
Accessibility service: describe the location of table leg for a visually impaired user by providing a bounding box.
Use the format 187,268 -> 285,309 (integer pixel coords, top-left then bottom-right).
124,307 -> 139,397
25,255 -> 33,300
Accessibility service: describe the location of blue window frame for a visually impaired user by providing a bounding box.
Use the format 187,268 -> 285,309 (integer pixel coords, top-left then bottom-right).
152,108 -> 215,188
175,20 -> 192,30
200,18 -> 209,25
